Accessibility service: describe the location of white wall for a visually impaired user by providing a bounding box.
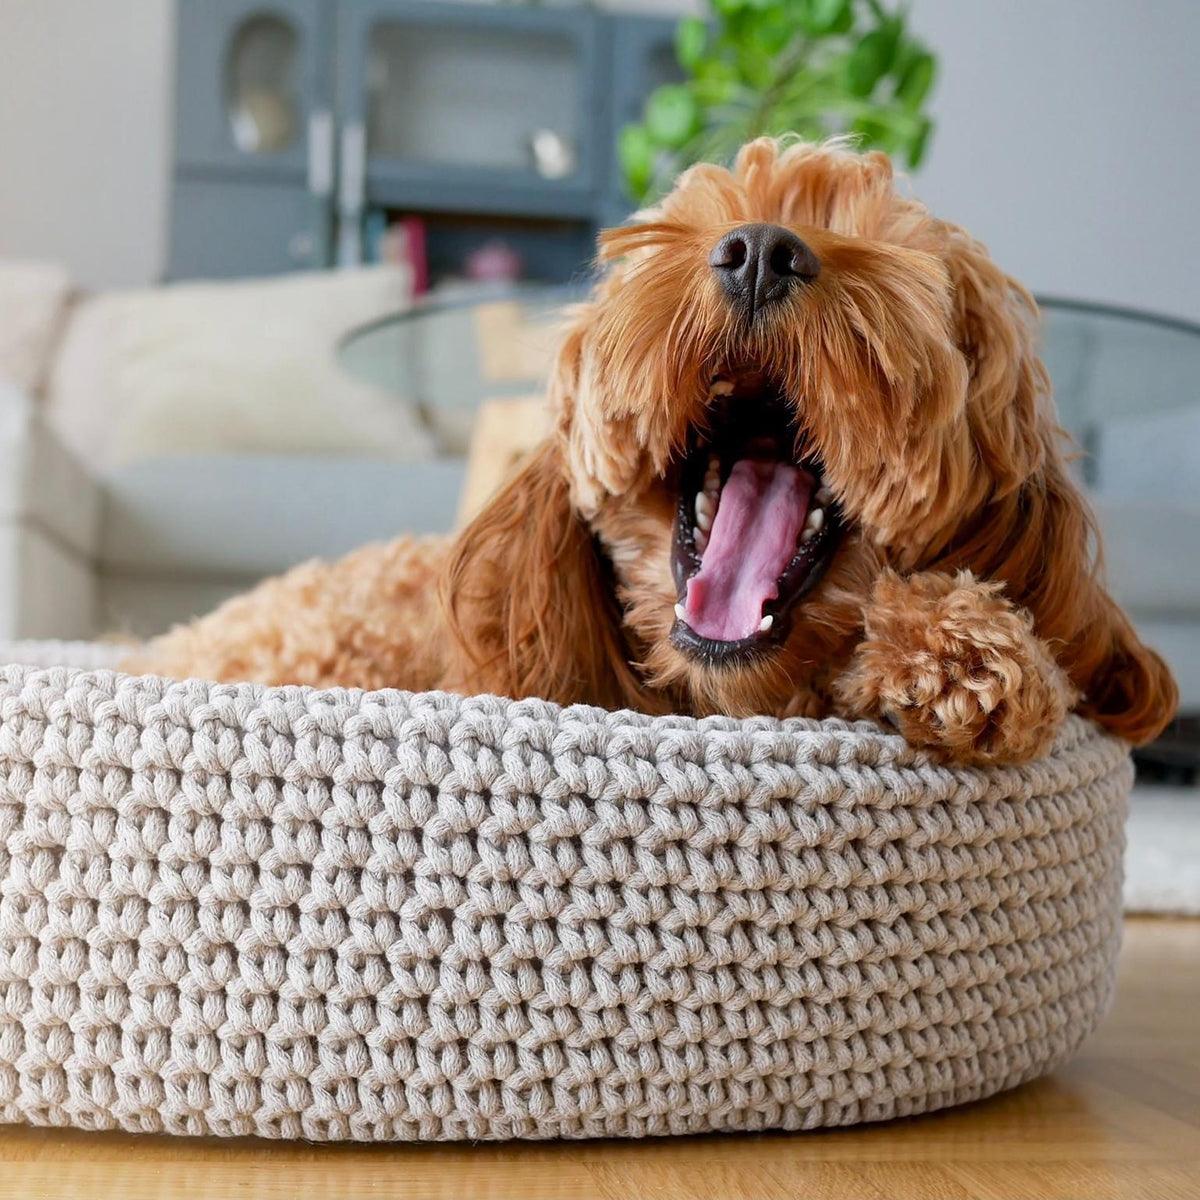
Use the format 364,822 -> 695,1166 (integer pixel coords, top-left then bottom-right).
913,0 -> 1200,323
0,0 -> 1197,320
0,0 -> 173,289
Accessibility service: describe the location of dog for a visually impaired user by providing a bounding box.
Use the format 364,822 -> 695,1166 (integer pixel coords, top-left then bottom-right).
129,138 -> 1177,765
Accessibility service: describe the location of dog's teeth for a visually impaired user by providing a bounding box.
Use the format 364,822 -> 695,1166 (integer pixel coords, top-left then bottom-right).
758,615 -> 773,633
707,454 -> 720,473
695,492 -> 714,529
801,526 -> 817,543
704,468 -> 720,492
815,485 -> 834,505
693,526 -> 708,554
805,507 -> 825,532
674,603 -> 687,622
709,379 -> 734,397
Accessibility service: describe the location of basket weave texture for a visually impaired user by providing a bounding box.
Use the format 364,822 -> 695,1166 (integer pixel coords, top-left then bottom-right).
0,643 -> 1129,1141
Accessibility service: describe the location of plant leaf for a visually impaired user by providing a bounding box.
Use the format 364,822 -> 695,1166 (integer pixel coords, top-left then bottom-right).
692,58 -> 740,105
904,114 -> 932,167
896,50 -> 936,110
845,27 -> 898,97
799,0 -> 851,36
618,124 -> 654,200
736,38 -> 776,90
850,110 -> 898,154
675,17 -> 708,71
645,84 -> 701,149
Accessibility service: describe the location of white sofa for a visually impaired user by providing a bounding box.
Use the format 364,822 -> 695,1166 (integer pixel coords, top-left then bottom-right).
0,402 -> 467,644
0,388 -> 99,638
0,261 -> 465,640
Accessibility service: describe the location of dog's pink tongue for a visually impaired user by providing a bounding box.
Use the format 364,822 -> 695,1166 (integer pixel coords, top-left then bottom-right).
684,460 -> 812,641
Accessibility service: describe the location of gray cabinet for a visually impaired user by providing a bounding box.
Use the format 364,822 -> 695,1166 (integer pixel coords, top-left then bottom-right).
171,0 -> 335,277
169,0 -> 676,283
601,16 -> 683,225
169,179 -> 326,279
174,0 -> 331,175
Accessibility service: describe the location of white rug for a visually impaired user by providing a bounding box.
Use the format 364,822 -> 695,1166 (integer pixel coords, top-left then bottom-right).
1125,786 -> 1200,914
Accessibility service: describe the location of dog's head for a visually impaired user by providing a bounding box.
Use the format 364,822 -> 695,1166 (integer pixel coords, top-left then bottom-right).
445,138 -> 1175,741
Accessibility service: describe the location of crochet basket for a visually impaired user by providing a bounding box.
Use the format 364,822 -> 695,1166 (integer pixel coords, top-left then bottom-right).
0,641 -> 1130,1142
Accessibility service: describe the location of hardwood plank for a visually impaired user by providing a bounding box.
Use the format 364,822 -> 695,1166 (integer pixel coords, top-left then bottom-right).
948,1160 -> 1200,1200
3,1158 -> 602,1200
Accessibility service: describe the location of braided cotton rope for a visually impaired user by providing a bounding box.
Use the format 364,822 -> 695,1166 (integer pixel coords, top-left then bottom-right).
0,642 -> 1129,1141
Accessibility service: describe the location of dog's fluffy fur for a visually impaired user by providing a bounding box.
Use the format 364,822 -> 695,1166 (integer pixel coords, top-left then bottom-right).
131,139 -> 1177,764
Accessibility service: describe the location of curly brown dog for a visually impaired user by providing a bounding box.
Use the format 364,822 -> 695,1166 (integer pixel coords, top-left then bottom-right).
130,138 -> 1178,765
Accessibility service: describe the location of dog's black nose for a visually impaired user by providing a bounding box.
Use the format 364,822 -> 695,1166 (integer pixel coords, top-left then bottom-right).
709,223 -> 819,318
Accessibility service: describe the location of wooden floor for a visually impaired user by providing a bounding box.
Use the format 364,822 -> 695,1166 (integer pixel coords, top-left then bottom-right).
1,917 -> 1196,1200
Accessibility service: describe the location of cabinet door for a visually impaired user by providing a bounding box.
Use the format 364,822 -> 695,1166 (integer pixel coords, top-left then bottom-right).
169,179 -> 325,279
602,16 -> 684,226
333,0 -> 603,256
175,0 -> 333,187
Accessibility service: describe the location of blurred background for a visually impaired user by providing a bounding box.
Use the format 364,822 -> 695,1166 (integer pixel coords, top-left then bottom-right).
0,1 -> 1196,897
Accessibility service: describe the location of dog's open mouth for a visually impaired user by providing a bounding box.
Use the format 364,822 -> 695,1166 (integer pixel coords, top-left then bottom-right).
669,371 -> 843,664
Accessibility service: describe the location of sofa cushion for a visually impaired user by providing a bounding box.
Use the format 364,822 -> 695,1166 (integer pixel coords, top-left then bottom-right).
45,266 -> 432,474
1092,500 -> 1200,617
1090,406 -> 1199,503
100,454 -> 465,577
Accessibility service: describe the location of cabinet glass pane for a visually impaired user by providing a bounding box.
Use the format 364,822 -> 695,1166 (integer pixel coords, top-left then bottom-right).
367,23 -> 580,177
225,15 -> 300,155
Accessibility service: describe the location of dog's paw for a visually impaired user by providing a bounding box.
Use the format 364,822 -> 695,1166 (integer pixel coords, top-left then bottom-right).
836,570 -> 1076,765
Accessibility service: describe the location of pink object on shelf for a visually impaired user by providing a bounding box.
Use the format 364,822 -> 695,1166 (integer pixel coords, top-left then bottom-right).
465,240 -> 522,283
382,217 -> 429,295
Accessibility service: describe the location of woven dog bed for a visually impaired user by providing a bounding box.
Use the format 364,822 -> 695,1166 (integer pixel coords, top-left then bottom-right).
0,641 -> 1129,1142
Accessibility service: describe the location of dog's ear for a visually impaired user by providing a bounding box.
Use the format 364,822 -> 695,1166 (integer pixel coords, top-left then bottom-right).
939,227 -> 1178,745
938,222 -> 1049,494
440,439 -> 645,709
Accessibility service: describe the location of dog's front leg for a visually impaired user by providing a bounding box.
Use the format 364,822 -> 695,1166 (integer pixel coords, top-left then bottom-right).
834,569 -> 1076,765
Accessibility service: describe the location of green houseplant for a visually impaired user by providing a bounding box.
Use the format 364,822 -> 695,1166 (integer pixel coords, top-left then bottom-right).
620,0 -> 937,204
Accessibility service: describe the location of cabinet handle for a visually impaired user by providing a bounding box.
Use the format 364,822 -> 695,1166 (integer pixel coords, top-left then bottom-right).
337,120 -> 366,267
307,109 -> 334,198
338,120 -> 365,214
336,121 -> 367,267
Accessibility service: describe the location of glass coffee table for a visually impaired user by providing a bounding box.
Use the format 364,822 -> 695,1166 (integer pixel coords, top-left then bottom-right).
338,284 -> 581,454
339,287 -> 1200,450
1038,299 -> 1200,482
